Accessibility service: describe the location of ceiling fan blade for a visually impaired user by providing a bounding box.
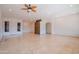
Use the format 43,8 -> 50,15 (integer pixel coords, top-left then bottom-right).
32,7 -> 37,10
22,4 -> 37,12
24,4 -> 28,7
31,8 -> 36,12
21,8 -> 27,10
32,6 -> 37,8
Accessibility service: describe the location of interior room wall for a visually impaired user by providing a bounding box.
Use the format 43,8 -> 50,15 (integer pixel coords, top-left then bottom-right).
0,10 -> 2,40
40,21 -> 46,34
54,13 -> 79,36
0,4 -> 79,37
23,20 -> 34,33
2,17 -> 23,37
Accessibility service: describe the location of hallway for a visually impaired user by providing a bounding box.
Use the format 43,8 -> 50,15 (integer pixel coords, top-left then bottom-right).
0,33 -> 79,54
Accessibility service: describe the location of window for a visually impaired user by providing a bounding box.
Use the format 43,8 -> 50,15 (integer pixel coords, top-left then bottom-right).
4,21 -> 9,32
17,22 -> 21,31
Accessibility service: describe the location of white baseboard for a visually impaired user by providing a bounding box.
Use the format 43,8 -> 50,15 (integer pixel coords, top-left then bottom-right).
2,32 -> 23,39
53,33 -> 79,38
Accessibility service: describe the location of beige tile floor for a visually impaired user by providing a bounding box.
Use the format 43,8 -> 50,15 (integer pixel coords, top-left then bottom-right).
0,33 -> 79,54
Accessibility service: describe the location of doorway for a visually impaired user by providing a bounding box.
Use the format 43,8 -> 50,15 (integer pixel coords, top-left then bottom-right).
35,19 -> 41,34
46,22 -> 52,34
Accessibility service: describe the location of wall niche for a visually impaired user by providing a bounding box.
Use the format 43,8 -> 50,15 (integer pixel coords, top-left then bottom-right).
4,21 -> 9,32
17,22 -> 21,31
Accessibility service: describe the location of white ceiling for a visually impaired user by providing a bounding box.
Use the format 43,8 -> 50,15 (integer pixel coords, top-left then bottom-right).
0,4 -> 79,21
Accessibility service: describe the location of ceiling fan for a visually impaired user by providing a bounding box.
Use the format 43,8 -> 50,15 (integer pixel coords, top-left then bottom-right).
21,4 -> 37,12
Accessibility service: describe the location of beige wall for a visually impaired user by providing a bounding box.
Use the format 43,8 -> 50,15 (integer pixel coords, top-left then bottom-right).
0,11 -> 2,40
24,13 -> 79,36
23,20 -> 34,33
0,4 -> 79,37
2,17 -> 23,37
0,12 -> 79,37
54,13 -> 79,36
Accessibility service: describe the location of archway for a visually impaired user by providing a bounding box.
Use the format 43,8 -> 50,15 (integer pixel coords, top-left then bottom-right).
46,22 -> 52,34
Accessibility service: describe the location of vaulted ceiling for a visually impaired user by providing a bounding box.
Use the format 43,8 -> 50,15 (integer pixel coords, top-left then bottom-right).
0,4 -> 79,21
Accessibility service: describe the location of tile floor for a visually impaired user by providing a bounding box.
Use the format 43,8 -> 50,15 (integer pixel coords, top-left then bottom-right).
0,33 -> 79,54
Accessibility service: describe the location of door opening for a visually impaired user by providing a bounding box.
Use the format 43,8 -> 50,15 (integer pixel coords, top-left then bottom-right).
35,19 -> 41,34
46,22 -> 51,34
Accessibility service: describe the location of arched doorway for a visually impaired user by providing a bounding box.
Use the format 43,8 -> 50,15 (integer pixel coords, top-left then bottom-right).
46,22 -> 52,34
